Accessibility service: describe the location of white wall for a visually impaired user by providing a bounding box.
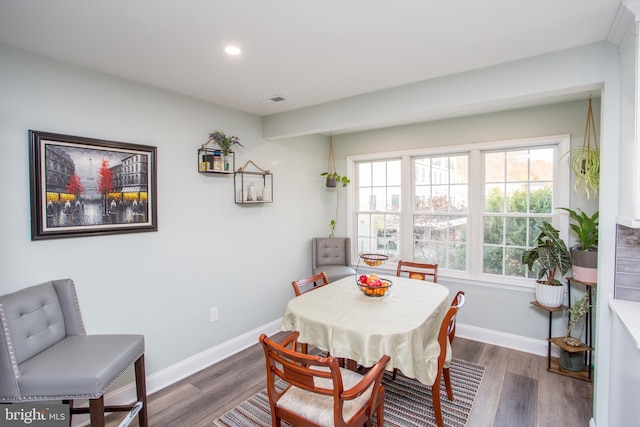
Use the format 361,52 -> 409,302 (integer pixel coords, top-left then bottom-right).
0,43 -> 329,378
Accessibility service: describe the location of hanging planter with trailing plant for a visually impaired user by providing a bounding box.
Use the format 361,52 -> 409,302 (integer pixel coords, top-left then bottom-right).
320,136 -> 350,237
562,97 -> 600,199
322,137 -> 338,187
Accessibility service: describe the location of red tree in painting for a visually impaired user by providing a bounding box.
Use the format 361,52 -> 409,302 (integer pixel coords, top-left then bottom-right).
66,174 -> 84,199
97,159 -> 114,215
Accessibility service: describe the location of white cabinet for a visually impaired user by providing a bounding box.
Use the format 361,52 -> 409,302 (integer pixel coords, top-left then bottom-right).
608,298 -> 640,427
618,18 -> 640,227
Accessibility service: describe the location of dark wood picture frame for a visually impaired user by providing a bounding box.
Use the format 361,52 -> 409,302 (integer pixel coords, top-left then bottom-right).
29,130 -> 158,240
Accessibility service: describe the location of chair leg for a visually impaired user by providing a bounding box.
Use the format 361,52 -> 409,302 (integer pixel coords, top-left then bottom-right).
392,368 -> 398,380
432,380 -> 444,427
135,354 -> 149,427
89,396 -> 106,427
444,367 -> 454,401
376,388 -> 385,426
64,400 -> 74,424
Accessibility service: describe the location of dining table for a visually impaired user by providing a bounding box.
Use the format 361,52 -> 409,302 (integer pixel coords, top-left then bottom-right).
281,274 -> 451,386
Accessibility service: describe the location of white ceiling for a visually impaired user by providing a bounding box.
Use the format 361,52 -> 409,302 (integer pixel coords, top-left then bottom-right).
0,0 -> 624,118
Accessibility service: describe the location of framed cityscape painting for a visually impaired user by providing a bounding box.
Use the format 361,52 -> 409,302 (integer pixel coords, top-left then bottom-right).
29,130 -> 158,240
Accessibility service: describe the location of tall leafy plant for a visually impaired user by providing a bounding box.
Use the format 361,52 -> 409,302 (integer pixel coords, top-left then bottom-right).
557,207 -> 598,251
521,221 -> 572,285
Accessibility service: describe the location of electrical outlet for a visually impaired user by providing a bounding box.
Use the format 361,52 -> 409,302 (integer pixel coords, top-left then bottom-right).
210,307 -> 219,322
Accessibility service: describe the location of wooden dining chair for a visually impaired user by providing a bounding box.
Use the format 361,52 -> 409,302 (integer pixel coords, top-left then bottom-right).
396,260 -> 438,282
291,272 -> 330,354
448,291 -> 466,344
389,305 -> 460,427
291,271 -> 330,297
441,291 -> 465,405
432,305 -> 460,427
259,331 -> 390,427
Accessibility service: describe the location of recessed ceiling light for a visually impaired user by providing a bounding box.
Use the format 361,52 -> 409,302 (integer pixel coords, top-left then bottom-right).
224,46 -> 241,55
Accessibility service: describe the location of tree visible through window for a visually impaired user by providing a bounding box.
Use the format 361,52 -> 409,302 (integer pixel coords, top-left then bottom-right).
349,136 -> 568,283
483,148 -> 554,278
413,155 -> 468,271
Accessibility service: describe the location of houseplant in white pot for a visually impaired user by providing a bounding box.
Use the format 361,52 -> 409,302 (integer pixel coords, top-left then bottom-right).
521,221 -> 572,308
558,207 -> 598,283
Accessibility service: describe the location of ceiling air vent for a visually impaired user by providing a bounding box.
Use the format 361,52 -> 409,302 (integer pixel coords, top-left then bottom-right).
260,94 -> 286,105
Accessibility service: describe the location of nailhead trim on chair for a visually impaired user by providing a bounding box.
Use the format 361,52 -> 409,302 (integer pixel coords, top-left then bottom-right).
67,280 -> 86,335
0,304 -> 20,380
0,350 -> 145,401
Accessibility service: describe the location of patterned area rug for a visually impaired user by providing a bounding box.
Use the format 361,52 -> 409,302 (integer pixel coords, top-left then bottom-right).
214,359 -> 485,427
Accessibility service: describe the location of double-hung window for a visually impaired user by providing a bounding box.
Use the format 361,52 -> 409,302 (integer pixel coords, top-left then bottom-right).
355,159 -> 402,260
349,135 -> 570,283
413,154 -> 468,271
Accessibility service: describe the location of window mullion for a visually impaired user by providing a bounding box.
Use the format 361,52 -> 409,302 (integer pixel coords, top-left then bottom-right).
401,154 -> 413,261
468,149 -> 483,276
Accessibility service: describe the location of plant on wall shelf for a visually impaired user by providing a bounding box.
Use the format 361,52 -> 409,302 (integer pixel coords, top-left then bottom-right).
207,130 -> 245,157
562,97 -> 600,199
564,292 -> 591,346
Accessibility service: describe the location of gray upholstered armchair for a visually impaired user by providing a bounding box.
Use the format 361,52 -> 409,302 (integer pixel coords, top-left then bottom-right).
312,237 -> 357,282
0,279 -> 148,427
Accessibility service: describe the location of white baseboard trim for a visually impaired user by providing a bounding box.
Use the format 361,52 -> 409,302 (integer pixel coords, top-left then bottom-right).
454,323 -> 560,358
103,319 -> 282,406
103,320 -> 555,407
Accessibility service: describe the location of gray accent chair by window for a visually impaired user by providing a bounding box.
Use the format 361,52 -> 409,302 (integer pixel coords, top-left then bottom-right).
312,237 -> 357,282
0,278 -> 147,427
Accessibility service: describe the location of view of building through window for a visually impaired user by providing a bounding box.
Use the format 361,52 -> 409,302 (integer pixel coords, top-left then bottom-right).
413,154 -> 468,270
352,137 -> 565,281
355,160 -> 401,260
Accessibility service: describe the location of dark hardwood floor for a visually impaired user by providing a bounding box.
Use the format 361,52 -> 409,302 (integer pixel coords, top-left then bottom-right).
106,332 -> 593,427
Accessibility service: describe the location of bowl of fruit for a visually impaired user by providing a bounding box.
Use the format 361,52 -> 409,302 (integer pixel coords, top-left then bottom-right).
356,273 -> 392,297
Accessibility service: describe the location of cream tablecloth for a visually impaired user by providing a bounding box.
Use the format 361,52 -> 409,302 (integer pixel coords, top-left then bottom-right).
281,275 -> 450,386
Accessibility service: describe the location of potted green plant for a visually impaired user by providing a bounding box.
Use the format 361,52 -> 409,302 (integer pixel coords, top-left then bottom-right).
319,172 -> 350,237
557,207 -> 598,283
521,221 -> 572,307
561,97 -> 600,199
564,145 -> 599,199
560,292 -> 591,371
208,130 -> 245,171
322,136 -> 340,187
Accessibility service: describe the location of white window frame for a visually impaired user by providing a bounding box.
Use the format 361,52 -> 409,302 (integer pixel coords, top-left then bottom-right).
346,134 -> 570,289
